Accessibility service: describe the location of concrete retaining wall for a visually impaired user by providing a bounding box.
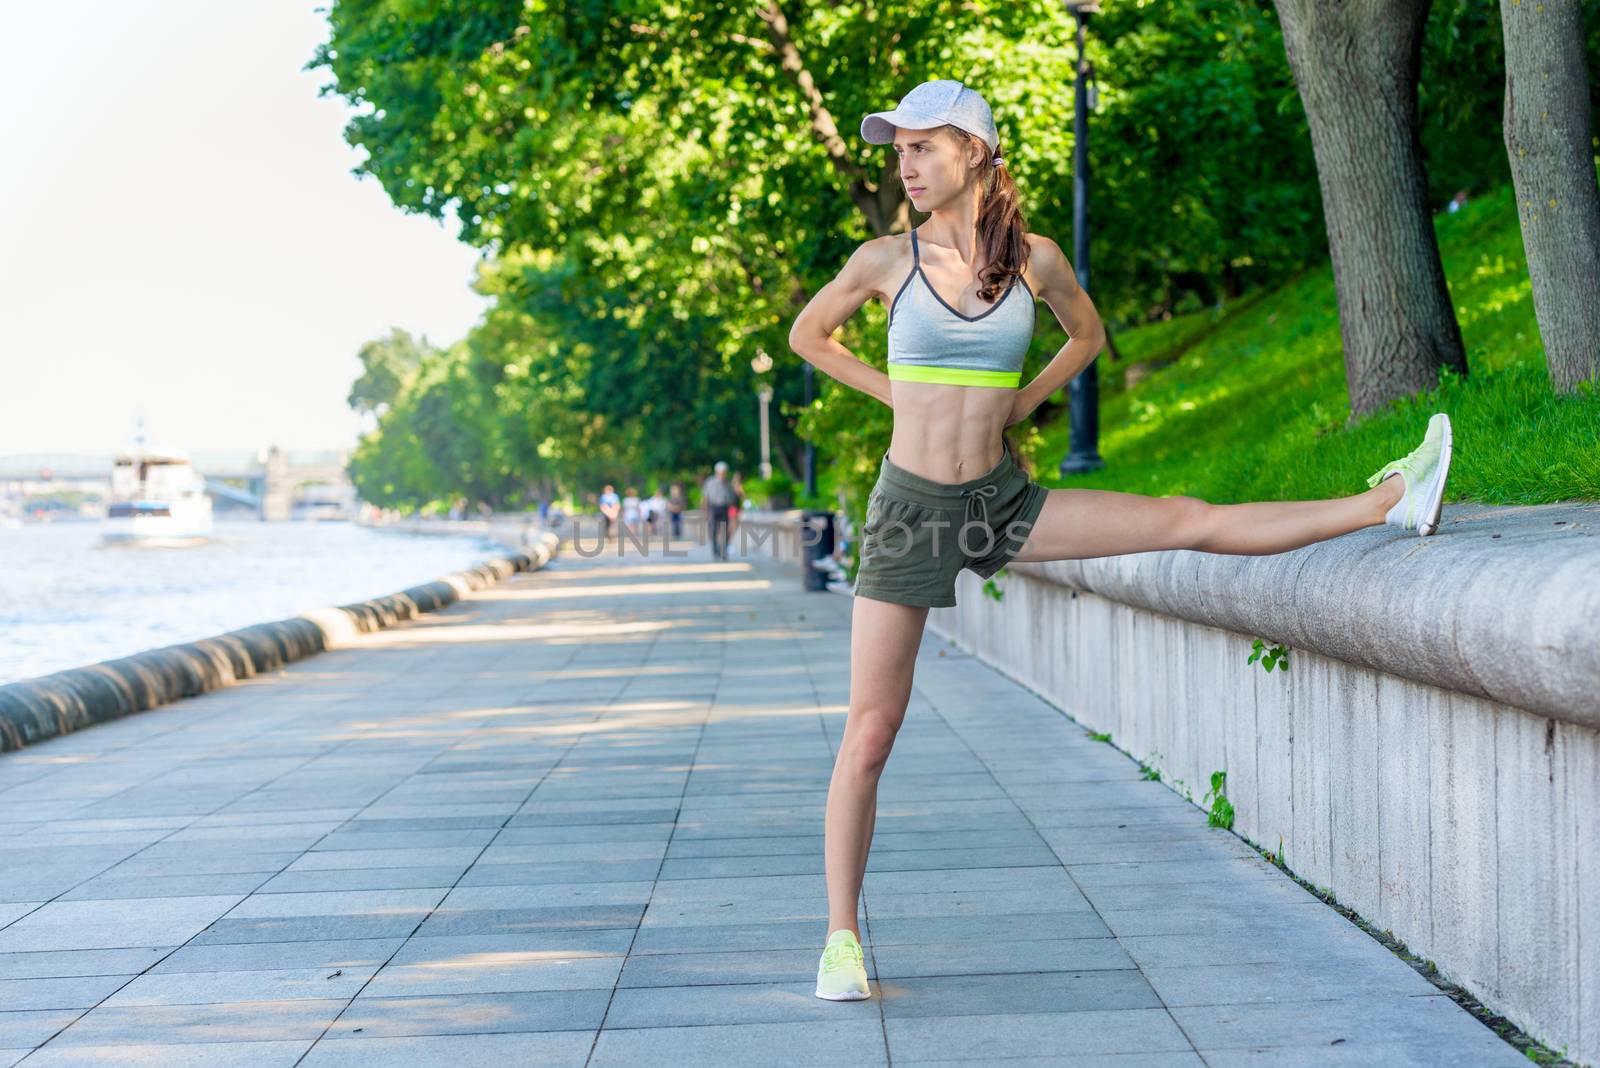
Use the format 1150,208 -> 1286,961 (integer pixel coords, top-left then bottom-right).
740,502 -> 1599,1066
0,531 -> 560,755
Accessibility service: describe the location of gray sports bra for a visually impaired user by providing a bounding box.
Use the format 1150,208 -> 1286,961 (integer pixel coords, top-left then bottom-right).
886,229 -> 1034,388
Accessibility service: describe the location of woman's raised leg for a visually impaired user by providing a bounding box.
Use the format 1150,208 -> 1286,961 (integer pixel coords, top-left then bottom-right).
825,595 -> 930,939
1009,477 -> 1405,563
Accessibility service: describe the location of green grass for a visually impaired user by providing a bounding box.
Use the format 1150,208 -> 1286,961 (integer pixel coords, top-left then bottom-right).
1023,183 -> 1600,504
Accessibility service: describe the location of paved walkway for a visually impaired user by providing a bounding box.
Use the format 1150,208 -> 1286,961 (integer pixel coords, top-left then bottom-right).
0,537 -> 1526,1066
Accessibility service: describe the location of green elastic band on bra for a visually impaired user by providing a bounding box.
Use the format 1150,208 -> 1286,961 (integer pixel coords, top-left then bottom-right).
888,365 -> 1021,388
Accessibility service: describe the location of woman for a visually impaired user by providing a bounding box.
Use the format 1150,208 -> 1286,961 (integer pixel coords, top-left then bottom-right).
786,79 -> 1453,1001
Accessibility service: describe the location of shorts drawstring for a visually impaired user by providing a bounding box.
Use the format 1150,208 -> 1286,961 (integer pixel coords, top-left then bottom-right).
961,483 -> 1000,533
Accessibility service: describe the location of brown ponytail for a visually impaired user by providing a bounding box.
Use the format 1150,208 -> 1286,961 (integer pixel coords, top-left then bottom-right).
950,128 -> 1029,303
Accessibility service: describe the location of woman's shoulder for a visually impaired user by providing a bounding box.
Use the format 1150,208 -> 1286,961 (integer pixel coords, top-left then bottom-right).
1023,231 -> 1067,264
844,233 -> 915,297
1022,232 -> 1070,292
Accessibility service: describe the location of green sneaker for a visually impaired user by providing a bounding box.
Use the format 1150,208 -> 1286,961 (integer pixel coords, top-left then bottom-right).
1365,412 -> 1453,537
815,928 -> 870,1000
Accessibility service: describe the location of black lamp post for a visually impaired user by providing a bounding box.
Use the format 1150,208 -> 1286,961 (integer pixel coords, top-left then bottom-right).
802,361 -> 817,499
1059,0 -> 1106,476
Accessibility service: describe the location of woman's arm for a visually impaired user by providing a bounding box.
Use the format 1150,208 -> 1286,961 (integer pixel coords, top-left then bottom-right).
1008,234 -> 1108,427
787,237 -> 899,409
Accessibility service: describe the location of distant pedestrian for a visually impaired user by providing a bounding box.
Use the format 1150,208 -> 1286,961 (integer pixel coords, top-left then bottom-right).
644,484 -> 670,538
667,481 -> 686,538
622,486 -> 641,536
598,483 -> 621,541
702,461 -> 736,560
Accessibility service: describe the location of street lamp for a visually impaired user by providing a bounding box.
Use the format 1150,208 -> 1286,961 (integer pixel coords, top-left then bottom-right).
755,384 -> 774,480
1059,0 -> 1106,476
751,350 -> 774,481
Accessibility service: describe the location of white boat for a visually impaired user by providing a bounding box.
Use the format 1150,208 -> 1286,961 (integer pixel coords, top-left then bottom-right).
101,443 -> 214,546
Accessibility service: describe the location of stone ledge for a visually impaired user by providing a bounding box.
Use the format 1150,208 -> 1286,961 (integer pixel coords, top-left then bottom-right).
1005,502 -> 1599,728
0,531 -> 561,754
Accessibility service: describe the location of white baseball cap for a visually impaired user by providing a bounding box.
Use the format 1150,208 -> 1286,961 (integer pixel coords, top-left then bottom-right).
860,79 -> 999,152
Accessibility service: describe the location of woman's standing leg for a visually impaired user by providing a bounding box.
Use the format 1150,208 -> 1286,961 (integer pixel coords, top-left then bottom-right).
825,595 -> 930,939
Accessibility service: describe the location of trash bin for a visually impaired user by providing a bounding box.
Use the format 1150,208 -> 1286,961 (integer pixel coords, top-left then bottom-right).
801,509 -> 836,591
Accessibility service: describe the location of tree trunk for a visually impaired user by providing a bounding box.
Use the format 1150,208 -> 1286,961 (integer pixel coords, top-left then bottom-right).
1500,0 -> 1600,392
756,0 -> 904,236
1275,0 -> 1469,420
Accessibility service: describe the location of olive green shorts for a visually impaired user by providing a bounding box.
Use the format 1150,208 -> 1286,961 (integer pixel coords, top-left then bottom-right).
852,447 -> 1049,609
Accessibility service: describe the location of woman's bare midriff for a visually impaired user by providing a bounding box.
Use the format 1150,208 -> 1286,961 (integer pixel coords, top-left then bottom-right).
885,379 -> 1015,483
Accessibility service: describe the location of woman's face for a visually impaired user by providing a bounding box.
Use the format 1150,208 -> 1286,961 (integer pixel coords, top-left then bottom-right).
893,126 -> 982,212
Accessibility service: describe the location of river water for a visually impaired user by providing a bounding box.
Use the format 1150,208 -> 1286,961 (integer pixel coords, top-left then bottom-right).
0,520 -> 508,685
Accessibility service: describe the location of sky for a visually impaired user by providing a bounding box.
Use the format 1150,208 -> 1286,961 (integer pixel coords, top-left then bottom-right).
0,3 -> 490,455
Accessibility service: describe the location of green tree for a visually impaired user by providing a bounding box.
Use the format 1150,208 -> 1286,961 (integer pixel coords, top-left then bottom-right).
347,327 -> 434,416
312,1 -> 1554,500
1499,0 -> 1600,391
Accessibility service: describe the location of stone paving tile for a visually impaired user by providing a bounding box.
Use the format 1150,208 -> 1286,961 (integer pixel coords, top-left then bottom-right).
618,946 -> 877,987
103,853 -> 299,878
1095,900 -> 1336,938
1174,994 -> 1529,1065
57,873 -> 271,901
871,935 -> 1135,978
476,841 -> 667,865
0,546 -> 1526,1064
884,1008 -> 1194,1061
1113,921 -> 1388,969
150,938 -> 402,975
253,866 -> 466,894
188,915 -> 423,946
0,897 -> 245,953
329,990 -> 609,1038
413,904 -> 645,938
361,949 -> 623,997
437,885 -> 653,914
1197,1039 -> 1528,1067
866,911 -> 1109,946
44,999 -> 346,1046
0,976 -> 131,1012
283,846 -> 483,872
0,1010 -> 82,1048
458,861 -> 662,887
491,824 -> 674,846
898,1056 -> 1205,1067
0,903 -> 41,927
603,980 -> 879,1029
1141,957 -> 1439,1007
0,948 -> 166,981
100,966 -> 375,1006
221,888 -> 447,920
299,1031 -> 595,1067
391,931 -> 634,963
13,1040 -> 314,1067
630,919 -> 863,955
310,828 -> 502,851
588,1020 -> 888,1067
878,969 -> 1163,1020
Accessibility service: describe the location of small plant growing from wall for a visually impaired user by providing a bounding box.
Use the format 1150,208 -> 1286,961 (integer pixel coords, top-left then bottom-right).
1138,752 -> 1163,781
1088,731 -> 1112,743
1203,770 -> 1235,830
981,567 -> 1008,602
1247,639 -> 1291,673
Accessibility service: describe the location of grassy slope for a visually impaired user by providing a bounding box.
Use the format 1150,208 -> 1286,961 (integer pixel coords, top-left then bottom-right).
1024,183 -> 1600,504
